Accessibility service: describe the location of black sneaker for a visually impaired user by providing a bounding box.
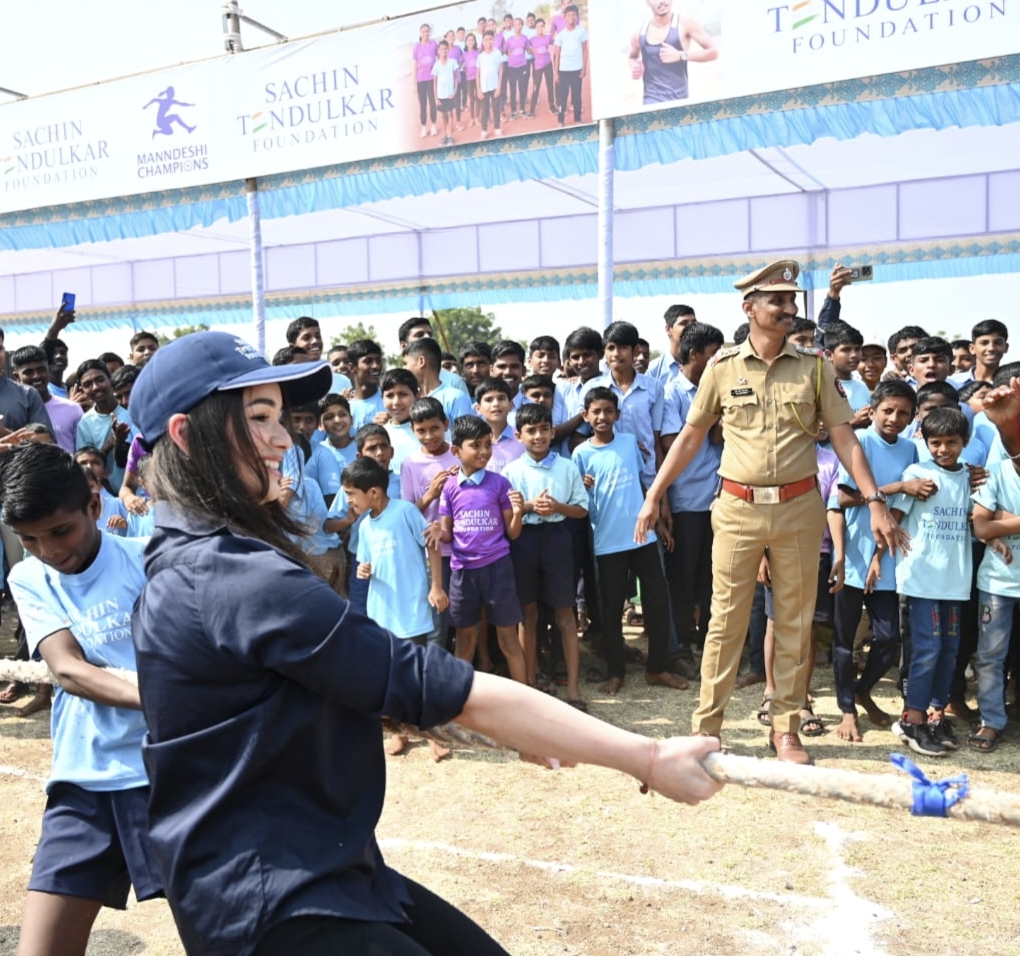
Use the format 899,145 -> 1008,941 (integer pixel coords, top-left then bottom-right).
929,717 -> 959,751
892,718 -> 948,757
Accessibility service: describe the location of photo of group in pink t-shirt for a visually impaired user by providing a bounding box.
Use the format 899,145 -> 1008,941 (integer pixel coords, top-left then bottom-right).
407,3 -> 590,149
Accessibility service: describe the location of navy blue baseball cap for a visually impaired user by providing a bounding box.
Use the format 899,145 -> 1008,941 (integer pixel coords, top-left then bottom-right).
131,331 -> 333,444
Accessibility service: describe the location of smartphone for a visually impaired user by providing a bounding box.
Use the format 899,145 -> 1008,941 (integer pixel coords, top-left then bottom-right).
61,291 -> 76,312
849,265 -> 873,282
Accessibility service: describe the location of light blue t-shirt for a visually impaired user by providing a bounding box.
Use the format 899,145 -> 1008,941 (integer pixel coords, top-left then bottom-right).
125,511 -> 156,538
840,377 -> 872,413
350,391 -> 385,430
305,441 -> 341,499
76,405 -> 137,492
971,411 -> 1006,467
320,437 -> 358,475
913,432 -> 988,468
503,451 -> 588,525
8,535 -> 149,792
974,460 -> 1020,599
572,432 -> 656,556
293,476 -> 340,556
835,426 -> 918,590
662,371 -> 721,513
892,462 -> 972,600
429,383 -> 474,425
330,471 -> 401,558
579,372 -> 664,489
385,421 -> 419,474
356,498 -> 434,638
98,489 -> 127,534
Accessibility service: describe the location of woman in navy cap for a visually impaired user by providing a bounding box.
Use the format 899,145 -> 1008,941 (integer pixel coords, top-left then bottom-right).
129,331 -> 722,956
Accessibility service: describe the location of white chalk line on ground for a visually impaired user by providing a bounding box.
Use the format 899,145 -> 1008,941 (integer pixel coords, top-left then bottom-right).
379,837 -> 830,910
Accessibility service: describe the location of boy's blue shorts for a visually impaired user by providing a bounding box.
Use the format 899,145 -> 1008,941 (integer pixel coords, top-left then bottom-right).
510,522 -> 575,608
449,554 -> 522,629
28,782 -> 163,909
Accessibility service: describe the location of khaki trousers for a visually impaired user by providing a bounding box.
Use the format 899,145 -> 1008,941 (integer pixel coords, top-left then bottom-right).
693,489 -> 825,736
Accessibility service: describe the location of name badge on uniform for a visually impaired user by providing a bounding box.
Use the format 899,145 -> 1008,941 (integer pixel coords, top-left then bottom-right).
731,388 -> 753,397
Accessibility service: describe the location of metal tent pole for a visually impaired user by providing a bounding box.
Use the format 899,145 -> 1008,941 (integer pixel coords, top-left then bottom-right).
597,118 -> 615,330
245,178 -> 267,356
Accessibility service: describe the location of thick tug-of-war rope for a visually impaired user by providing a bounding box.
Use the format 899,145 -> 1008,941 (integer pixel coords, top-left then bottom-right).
3,660 -> 1016,826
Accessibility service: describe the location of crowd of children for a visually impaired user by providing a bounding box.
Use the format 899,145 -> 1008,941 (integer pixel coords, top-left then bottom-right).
411,4 -> 588,144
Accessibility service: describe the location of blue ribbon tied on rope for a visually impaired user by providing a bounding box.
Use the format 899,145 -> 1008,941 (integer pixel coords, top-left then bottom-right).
890,753 -> 969,817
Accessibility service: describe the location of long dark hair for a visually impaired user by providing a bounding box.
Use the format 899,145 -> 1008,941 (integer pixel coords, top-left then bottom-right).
148,389 -> 307,561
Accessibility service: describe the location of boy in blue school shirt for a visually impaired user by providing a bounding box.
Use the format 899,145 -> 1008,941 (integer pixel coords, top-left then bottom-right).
572,387 -> 687,697
290,403 -> 341,506
503,403 -> 589,709
2,443 -> 161,954
886,407 -> 974,757
579,321 -> 664,490
831,379 -> 923,742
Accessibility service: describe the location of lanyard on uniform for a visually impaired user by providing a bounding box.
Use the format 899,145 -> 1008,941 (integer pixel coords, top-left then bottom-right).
787,355 -> 823,439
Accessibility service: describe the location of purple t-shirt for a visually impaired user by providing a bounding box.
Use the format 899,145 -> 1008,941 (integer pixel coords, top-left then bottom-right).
447,44 -> 463,68
505,34 -> 529,68
126,434 -> 147,476
401,447 -> 458,558
492,32 -> 505,52
413,40 -> 438,82
463,48 -> 480,80
551,14 -> 567,37
817,444 -> 839,555
439,470 -> 513,571
44,394 -> 83,453
530,34 -> 553,70
488,432 -> 526,476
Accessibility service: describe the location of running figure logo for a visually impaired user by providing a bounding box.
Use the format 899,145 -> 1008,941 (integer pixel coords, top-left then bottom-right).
143,87 -> 196,138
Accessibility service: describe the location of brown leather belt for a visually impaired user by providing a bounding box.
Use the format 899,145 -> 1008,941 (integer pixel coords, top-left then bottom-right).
720,475 -> 817,505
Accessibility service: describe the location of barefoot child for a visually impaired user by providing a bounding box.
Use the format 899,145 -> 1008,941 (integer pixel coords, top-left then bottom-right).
344,458 -> 449,759
2,443 -> 161,956
572,388 -> 687,696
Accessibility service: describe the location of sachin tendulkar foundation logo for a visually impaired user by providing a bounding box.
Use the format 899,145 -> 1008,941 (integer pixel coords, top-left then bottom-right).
136,86 -> 210,181
766,0 -> 1008,52
2,119 -> 110,193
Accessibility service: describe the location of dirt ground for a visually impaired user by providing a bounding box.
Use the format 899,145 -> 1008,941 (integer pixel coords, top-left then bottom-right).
2,607 -> 1020,956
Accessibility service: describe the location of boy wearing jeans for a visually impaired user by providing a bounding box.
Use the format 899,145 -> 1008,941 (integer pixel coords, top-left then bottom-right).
887,408 -> 974,756
475,31 -> 505,139
968,456 -> 1020,752
572,387 -> 687,696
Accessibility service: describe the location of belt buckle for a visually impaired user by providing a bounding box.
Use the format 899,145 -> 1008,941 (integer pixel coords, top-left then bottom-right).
751,485 -> 779,505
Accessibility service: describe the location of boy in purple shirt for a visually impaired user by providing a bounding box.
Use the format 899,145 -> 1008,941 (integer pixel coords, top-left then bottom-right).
439,415 -> 527,684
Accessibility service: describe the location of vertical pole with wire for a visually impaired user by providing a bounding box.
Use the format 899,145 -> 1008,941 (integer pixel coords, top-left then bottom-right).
246,178 -> 267,356
597,118 -> 615,330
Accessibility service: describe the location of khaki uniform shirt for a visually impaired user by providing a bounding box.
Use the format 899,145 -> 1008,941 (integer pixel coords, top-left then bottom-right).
687,339 -> 852,486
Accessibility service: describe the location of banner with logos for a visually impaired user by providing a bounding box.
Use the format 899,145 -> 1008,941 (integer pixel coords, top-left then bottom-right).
0,1 -> 593,214
588,0 -> 1017,120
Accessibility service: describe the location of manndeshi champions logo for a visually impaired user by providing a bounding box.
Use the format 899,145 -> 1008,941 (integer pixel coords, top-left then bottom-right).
2,119 -> 110,193
136,87 -> 211,180
766,0 -> 1009,52
235,66 -> 396,154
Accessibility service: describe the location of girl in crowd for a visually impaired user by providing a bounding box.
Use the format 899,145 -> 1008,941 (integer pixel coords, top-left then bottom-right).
412,23 -> 438,138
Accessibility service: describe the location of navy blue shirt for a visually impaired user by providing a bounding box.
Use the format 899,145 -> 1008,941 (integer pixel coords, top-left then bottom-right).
132,503 -> 475,956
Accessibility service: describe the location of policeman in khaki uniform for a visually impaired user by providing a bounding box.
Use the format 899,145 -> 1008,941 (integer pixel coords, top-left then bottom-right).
636,259 -> 907,763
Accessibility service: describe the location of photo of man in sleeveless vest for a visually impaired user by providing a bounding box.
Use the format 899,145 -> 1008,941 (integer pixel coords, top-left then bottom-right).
628,1 -> 718,104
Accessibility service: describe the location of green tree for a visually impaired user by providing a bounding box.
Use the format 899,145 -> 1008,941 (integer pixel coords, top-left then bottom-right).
430,308 -> 503,358
330,322 -> 381,348
156,323 -> 209,345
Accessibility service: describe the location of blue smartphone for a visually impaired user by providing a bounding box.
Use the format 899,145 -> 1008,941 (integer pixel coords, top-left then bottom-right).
61,291 -> 76,312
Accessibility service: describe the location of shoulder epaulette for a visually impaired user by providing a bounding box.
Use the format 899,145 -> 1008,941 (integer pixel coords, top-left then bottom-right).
795,345 -> 825,357
709,346 -> 741,365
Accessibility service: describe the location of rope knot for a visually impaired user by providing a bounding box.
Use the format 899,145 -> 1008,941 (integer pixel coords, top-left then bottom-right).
890,753 -> 969,817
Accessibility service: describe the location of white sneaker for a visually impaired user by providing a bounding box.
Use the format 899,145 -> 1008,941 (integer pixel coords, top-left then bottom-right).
420,126 -> 427,138
431,124 -> 438,136
479,130 -> 488,140
494,128 -> 503,137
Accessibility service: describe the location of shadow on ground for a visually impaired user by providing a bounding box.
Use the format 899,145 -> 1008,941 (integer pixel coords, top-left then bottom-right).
0,926 -> 146,955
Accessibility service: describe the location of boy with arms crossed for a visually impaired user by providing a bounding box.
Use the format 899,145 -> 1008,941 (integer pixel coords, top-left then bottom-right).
2,443 -> 161,956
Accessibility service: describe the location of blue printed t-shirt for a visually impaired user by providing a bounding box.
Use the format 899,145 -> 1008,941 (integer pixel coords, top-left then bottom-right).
330,472 -> 400,558
572,433 -> 656,556
662,370 -> 721,513
503,451 -> 588,525
76,404 -> 137,492
438,469 -> 513,571
350,392 -> 385,430
306,442 -> 341,498
892,462 -> 973,601
974,459 -> 1020,599
9,534 -> 149,791
836,426 -> 918,590
321,437 -> 358,472
357,498 -> 433,638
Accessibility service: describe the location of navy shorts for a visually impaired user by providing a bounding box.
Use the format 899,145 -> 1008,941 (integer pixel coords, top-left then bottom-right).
29,782 -> 163,909
510,522 -> 575,608
449,554 -> 522,628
